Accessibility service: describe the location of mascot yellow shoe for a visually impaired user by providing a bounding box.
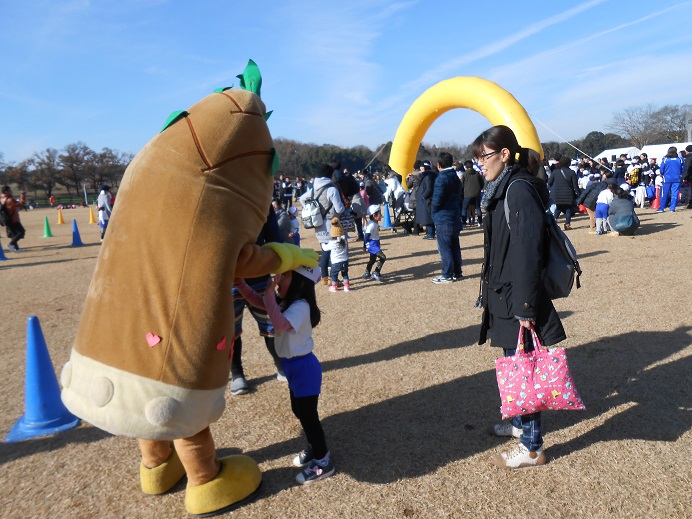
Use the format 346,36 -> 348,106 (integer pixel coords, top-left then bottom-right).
60,60 -> 316,516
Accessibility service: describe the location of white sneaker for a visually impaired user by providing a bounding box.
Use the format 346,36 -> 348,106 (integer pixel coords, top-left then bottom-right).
493,443 -> 547,469
490,422 -> 522,439
230,375 -> 249,395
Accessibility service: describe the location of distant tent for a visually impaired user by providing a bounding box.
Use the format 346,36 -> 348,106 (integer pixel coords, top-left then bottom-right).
639,142 -> 692,161
594,146 -> 641,162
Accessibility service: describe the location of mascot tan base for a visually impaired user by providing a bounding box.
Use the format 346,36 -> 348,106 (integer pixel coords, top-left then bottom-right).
61,63 -> 317,517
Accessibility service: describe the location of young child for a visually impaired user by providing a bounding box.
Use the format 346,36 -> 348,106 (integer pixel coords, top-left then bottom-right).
288,206 -> 301,246
234,266 -> 335,485
363,205 -> 386,281
325,217 -> 349,292
595,180 -> 615,235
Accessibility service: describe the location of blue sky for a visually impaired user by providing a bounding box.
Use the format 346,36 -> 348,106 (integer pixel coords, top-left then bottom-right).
2,0 -> 692,164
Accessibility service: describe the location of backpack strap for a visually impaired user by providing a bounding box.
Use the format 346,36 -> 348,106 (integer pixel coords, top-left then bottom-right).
313,182 -> 336,217
504,179 -> 545,229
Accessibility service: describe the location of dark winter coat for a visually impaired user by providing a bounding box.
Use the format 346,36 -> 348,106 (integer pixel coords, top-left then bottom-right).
548,167 -> 580,207
415,170 -> 436,226
479,165 -> 566,349
608,198 -> 640,235
576,180 -> 606,210
364,177 -> 383,204
612,165 -> 627,185
407,172 -> 422,209
461,169 -> 484,198
431,167 -> 462,227
684,155 -> 692,182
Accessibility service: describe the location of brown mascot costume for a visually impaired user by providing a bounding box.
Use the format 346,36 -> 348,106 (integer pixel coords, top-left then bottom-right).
61,60 -> 318,516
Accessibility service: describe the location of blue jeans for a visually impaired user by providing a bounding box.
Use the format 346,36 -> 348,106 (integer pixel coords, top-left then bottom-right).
425,224 -> 435,238
504,347 -> 543,451
330,261 -> 349,284
660,182 -> 680,211
319,246 -> 331,278
461,196 -> 482,224
435,222 -> 462,279
553,205 -> 574,225
355,217 -> 364,240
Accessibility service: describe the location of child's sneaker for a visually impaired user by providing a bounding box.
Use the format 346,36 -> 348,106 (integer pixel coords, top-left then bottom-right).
296,457 -> 335,484
595,231 -> 603,235
371,271 -> 382,282
329,284 -> 338,292
492,443 -> 547,469
343,282 -> 351,292
362,271 -> 371,279
292,445 -> 313,468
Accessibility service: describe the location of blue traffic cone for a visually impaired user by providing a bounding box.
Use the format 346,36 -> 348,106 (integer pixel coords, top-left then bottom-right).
381,202 -> 392,229
5,316 -> 80,442
0,239 -> 7,261
71,219 -> 84,247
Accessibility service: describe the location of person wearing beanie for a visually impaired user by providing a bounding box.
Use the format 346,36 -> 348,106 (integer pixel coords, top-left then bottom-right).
299,163 -> 345,283
324,217 -> 350,292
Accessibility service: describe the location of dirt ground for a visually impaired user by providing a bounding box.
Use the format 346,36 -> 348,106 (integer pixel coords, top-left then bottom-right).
0,205 -> 690,518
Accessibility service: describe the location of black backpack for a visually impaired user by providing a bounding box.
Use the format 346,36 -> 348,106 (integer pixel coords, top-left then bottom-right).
504,179 -> 582,299
0,199 -> 11,227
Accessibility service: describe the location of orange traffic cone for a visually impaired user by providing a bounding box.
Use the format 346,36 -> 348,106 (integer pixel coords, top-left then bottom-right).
651,187 -> 660,210
57,208 -> 65,224
88,206 -> 97,224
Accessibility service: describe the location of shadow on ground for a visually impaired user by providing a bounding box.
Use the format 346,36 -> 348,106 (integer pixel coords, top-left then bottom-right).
246,325 -> 691,494
0,424 -> 111,466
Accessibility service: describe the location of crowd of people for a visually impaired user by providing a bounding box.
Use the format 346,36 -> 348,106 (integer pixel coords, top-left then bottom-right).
4,133 -> 691,486
235,133 -> 692,476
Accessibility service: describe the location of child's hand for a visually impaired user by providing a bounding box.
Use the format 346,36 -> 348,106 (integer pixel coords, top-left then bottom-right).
233,278 -> 244,286
266,274 -> 279,293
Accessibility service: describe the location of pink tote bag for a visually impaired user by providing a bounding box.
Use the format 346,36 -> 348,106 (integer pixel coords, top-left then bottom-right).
495,326 -> 585,419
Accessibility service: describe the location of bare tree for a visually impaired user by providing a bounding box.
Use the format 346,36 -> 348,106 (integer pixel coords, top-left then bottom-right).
30,148 -> 62,197
607,104 -> 659,148
59,142 -> 95,195
2,161 -> 31,192
90,148 -> 130,192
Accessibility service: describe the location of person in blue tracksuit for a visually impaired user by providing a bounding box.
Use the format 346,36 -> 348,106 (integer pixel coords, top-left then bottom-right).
658,146 -> 684,213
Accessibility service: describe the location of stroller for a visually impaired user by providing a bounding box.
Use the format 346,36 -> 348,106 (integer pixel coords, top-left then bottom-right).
389,191 -> 415,234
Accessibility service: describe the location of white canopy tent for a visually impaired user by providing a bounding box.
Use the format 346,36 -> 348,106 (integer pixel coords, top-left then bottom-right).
639,142 -> 692,161
594,146 -> 641,161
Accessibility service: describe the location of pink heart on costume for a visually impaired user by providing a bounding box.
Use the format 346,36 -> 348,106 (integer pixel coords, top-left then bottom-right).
146,333 -> 161,347
216,337 -> 227,351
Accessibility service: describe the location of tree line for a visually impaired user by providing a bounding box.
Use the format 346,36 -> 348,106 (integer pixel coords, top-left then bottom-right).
0,143 -> 132,199
2,103 -> 689,197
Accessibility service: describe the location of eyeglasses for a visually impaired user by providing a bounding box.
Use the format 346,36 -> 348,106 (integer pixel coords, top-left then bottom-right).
475,150 -> 501,163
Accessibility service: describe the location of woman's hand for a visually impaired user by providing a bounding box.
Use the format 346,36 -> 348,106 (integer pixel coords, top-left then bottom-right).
519,319 -> 535,330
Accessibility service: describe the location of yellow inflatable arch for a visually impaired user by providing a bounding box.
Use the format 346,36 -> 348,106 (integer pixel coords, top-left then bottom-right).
389,77 -> 543,189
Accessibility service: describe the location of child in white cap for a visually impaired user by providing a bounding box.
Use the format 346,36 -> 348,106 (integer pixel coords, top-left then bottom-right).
234,265 -> 335,485
363,205 -> 386,281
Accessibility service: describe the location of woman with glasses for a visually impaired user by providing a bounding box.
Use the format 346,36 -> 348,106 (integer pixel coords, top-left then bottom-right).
471,125 -> 566,469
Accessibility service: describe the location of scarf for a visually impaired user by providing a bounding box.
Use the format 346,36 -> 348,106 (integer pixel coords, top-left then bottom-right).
481,165 -> 512,211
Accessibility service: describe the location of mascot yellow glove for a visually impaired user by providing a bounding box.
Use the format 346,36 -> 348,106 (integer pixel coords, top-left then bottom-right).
262,242 -> 319,273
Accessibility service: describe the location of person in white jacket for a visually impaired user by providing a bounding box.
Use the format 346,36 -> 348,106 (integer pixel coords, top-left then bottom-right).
299,164 -> 344,284
96,185 -> 112,241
